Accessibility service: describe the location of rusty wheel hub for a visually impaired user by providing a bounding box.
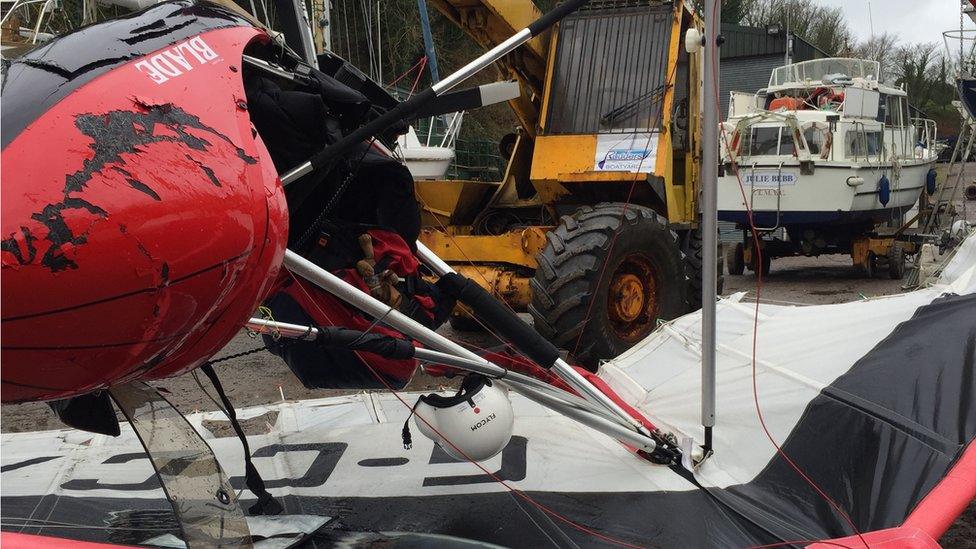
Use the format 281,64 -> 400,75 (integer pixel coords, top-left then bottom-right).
606,253 -> 658,342
609,274 -> 644,322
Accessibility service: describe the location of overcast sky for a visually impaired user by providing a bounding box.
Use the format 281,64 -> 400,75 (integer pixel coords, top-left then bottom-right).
815,0 -> 972,47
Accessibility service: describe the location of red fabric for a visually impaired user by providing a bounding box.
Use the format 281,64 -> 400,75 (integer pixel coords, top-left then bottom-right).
282,278 -> 419,383
901,440 -> 976,540
367,229 -> 419,276
1,532 -> 139,548
807,526 -> 939,549
277,229 -> 444,384
572,367 -> 658,432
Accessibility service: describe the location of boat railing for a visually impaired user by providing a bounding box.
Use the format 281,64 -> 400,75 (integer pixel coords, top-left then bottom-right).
0,0 -> 56,45
943,29 -> 976,77
911,117 -> 938,156
848,121 -> 885,166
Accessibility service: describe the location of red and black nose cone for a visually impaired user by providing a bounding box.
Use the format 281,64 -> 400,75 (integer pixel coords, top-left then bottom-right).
1,1 -> 289,403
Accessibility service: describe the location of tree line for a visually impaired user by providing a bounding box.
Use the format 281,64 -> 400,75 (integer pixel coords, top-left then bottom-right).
723,0 -> 961,136
328,0 -> 963,140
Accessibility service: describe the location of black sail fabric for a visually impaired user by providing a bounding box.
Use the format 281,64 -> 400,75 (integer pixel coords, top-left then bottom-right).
713,292 -> 976,543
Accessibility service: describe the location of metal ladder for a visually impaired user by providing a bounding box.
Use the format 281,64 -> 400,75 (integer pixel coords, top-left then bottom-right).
748,162 -> 785,232
904,111 -> 976,287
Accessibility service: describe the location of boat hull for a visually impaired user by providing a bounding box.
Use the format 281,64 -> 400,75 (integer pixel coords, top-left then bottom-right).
402,149 -> 455,180
717,161 -> 933,229
957,76 -> 976,120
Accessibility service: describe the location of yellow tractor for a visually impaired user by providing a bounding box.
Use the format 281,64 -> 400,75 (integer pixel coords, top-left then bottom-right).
417,0 -> 717,368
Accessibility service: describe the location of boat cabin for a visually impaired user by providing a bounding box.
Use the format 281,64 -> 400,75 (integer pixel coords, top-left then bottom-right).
723,58 -> 935,168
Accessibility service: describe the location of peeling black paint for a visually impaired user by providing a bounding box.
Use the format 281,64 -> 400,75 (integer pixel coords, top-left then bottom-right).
1,227 -> 38,265
1,0 -> 257,149
66,104 -> 243,194
125,178 -> 161,200
186,154 -> 221,186
31,198 -> 107,272
12,104 -> 255,272
111,167 -> 161,200
122,19 -> 197,45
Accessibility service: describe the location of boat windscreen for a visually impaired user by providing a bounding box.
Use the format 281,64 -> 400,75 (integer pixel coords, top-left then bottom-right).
740,126 -> 795,157
769,58 -> 881,87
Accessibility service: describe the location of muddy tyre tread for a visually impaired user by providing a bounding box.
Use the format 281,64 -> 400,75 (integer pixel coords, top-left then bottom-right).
529,203 -> 689,369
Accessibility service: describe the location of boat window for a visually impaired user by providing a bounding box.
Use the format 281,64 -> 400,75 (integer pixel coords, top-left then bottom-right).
803,127 -> 824,155
743,126 -> 797,156
780,128 -> 796,156
877,93 -> 888,123
866,132 -> 882,156
846,129 -> 883,158
769,58 -> 881,87
886,96 -> 904,127
751,127 -> 780,155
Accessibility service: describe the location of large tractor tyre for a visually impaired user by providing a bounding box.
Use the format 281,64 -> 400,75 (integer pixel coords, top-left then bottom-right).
529,203 -> 689,371
684,228 -> 725,311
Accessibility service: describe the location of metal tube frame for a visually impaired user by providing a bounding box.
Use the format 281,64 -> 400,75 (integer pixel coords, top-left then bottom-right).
414,242 -> 654,438
280,251 -> 664,449
246,317 -> 616,421
700,0 -> 721,452
246,316 -> 639,434
499,381 -> 657,453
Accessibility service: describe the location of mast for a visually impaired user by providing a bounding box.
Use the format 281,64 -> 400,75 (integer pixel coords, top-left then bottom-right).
701,0 -> 721,454
417,0 -> 441,83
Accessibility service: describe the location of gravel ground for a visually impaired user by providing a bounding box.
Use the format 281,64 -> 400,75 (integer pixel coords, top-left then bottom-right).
2,210 -> 974,546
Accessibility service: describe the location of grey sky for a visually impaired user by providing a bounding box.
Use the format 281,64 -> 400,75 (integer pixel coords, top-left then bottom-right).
815,0 -> 972,47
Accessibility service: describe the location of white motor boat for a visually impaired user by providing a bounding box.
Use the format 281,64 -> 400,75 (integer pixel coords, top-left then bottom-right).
396,121 -> 457,180
718,58 -> 939,275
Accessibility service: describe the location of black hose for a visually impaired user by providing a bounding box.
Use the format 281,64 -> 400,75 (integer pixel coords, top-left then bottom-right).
438,273 -> 560,368
316,327 -> 416,359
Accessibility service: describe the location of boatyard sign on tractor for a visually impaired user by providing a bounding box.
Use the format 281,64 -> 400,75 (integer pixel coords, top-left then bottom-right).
594,132 -> 657,173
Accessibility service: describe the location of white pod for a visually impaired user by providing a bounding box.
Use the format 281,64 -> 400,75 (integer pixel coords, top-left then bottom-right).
414,375 -> 514,462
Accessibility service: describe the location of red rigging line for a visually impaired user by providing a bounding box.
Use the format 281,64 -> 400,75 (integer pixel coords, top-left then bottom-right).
707,1 -> 867,546
283,270 -> 647,549
386,56 -> 428,89
407,57 -> 428,98
570,34 -> 680,358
